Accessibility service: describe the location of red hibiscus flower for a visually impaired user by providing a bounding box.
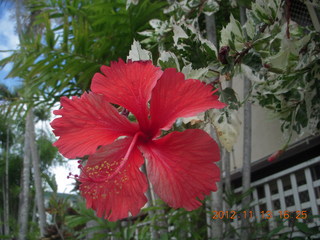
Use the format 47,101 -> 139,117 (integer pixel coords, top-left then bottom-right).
51,59 -> 226,221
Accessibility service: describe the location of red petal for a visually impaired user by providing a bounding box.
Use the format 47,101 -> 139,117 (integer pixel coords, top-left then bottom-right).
139,129 -> 220,210
149,68 -> 226,136
79,138 -> 148,221
51,92 -> 139,159
268,149 -> 284,162
91,59 -> 162,129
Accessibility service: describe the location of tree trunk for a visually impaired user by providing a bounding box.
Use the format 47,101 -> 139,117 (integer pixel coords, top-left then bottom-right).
224,149 -> 232,239
153,193 -> 168,238
15,0 -> 46,237
239,6 -> 252,240
31,195 -> 37,229
210,165 -> 223,239
4,128 -> 10,236
18,111 -> 32,240
29,110 -> 47,237
205,14 -> 223,240
15,0 -> 23,40
209,125 -> 223,240
142,164 -> 159,240
205,14 -> 217,46
224,77 -> 233,196
240,6 -> 247,32
224,78 -> 233,239
224,151 -> 231,192
2,178 -> 5,236
241,65 -> 252,240
86,220 -> 98,240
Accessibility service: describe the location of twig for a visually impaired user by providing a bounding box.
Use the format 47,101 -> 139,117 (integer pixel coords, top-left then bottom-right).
234,42 -> 253,64
54,213 -> 65,240
186,0 -> 208,18
285,0 -> 291,39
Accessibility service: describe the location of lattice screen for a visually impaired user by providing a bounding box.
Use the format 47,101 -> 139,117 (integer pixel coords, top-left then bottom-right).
290,0 -> 320,31
290,0 -> 314,27
229,156 -> 320,238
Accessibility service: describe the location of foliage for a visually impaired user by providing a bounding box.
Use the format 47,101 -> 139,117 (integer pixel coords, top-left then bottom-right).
60,198 -> 209,240
56,193 -> 320,240
0,0 -> 167,110
139,0 -> 320,148
1,0 -> 320,238
42,174 -> 80,239
37,133 -> 64,169
0,87 -> 63,238
65,200 -> 120,239
1,0 -> 318,150
219,0 -> 320,137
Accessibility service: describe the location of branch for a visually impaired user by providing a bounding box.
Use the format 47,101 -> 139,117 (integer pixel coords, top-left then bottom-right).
234,42 -> 253,64
285,0 -> 291,39
186,0 -> 208,18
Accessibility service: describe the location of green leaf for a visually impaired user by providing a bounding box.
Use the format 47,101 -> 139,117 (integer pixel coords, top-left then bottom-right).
173,24 -> 188,45
295,222 -> 319,235
220,87 -> 239,107
242,51 -> 262,72
208,109 -> 241,152
157,51 -> 180,70
267,224 -> 286,238
127,39 -> 152,61
181,64 -> 208,81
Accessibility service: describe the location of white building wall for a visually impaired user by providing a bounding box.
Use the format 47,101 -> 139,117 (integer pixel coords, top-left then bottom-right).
227,74 -> 306,170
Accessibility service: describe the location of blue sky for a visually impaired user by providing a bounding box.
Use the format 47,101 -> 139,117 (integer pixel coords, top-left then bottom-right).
0,3 -> 22,92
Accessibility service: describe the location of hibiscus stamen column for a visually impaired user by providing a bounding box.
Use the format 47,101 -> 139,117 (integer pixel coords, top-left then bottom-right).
79,131 -> 145,183
123,132 -> 144,161
107,131 -> 145,180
